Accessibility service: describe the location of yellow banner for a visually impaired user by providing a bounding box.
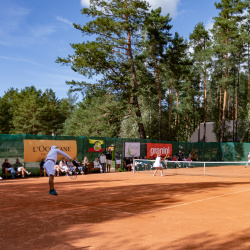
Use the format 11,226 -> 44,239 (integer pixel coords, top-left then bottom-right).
89,139 -> 104,144
23,140 -> 77,162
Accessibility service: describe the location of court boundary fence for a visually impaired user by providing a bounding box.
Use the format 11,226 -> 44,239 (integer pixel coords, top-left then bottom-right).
0,134 -> 250,164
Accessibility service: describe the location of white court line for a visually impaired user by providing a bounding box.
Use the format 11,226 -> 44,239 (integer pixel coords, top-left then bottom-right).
3,188 -> 250,217
136,188 -> 250,215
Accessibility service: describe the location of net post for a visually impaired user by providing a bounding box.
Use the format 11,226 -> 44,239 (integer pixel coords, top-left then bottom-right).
203,162 -> 206,175
133,158 -> 135,173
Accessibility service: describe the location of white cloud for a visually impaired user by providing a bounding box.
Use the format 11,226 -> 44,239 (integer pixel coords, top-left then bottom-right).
148,0 -> 180,18
30,25 -> 56,38
205,18 -> 214,31
80,0 -> 180,18
80,0 -> 89,7
56,16 -> 73,26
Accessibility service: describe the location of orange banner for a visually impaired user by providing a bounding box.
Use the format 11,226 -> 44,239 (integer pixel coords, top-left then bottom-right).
23,140 -> 77,162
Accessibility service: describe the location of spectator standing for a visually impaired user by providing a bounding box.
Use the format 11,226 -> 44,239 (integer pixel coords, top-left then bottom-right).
192,151 -> 198,161
106,149 -> 112,173
100,152 -> 106,173
177,150 -> 184,161
115,150 -> 121,171
2,158 -> 16,179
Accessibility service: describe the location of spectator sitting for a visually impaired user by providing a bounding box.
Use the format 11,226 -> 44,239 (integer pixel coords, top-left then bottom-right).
124,157 -> 132,171
73,157 -> 83,174
67,159 -> 76,173
40,159 -> 45,169
172,155 -> 177,161
81,157 -> 89,175
59,158 -> 69,175
94,158 -> 103,172
14,158 -> 31,178
54,164 -> 60,177
2,158 -> 16,179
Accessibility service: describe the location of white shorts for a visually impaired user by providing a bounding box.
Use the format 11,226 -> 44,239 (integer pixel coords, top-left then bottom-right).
116,159 -> 121,164
17,167 -> 23,172
60,166 -> 69,173
44,161 -> 56,176
107,160 -> 112,165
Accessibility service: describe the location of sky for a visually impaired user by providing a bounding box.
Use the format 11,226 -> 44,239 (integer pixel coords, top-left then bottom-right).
0,0 -> 219,100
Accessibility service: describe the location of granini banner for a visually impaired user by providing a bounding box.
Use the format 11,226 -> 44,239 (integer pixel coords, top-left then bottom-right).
88,139 -> 104,152
146,143 -> 172,158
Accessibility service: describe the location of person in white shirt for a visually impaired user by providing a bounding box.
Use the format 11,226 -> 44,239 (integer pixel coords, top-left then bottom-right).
59,158 -> 69,174
245,152 -> 250,168
100,152 -> 106,173
43,146 -> 71,196
152,154 -> 164,177
94,158 -> 103,172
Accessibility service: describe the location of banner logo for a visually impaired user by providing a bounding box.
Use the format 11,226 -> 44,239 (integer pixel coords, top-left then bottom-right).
146,143 -> 172,158
125,142 -> 140,157
23,140 -> 77,162
88,139 -> 104,152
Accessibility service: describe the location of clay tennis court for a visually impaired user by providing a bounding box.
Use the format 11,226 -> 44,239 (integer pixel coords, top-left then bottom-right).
1,167 -> 250,249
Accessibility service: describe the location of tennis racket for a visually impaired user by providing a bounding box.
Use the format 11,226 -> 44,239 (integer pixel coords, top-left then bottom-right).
68,171 -> 77,180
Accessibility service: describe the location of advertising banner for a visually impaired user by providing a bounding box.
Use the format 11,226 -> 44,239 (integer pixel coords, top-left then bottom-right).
23,140 -> 77,162
88,139 -> 104,152
146,143 -> 172,158
125,142 -> 140,157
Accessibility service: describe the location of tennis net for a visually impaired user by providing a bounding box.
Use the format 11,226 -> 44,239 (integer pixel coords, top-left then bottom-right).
132,159 -> 250,178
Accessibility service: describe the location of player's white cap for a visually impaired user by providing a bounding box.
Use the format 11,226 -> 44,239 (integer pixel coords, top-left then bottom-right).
51,145 -> 58,150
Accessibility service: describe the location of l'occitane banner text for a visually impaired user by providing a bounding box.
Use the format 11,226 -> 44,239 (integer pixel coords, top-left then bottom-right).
23,140 -> 77,162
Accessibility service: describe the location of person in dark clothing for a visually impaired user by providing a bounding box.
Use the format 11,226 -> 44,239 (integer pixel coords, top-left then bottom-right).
106,149 -> 112,172
2,158 -> 16,179
177,150 -> 184,161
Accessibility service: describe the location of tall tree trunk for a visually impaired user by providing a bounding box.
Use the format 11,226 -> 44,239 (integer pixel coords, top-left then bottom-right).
219,85 -> 222,142
186,114 -> 189,142
248,42 -> 250,120
176,88 -> 179,126
203,58 -> 207,142
236,69 -> 239,141
221,37 -> 229,142
127,25 -> 146,139
168,72 -> 174,140
154,50 -> 161,140
233,71 -> 235,142
198,118 -> 200,142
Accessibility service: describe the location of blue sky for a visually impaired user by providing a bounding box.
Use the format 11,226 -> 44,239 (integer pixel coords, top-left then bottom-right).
0,0 -> 218,100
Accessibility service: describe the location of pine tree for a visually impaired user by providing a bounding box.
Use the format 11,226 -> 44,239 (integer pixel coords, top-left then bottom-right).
212,0 -> 247,141
189,22 -> 212,142
143,7 -> 172,140
57,0 -> 151,138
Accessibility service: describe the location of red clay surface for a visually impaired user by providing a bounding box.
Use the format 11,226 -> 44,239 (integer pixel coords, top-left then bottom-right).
1,169 -> 250,249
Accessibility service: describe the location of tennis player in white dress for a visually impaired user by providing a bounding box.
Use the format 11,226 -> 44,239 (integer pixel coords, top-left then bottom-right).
153,154 -> 164,176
